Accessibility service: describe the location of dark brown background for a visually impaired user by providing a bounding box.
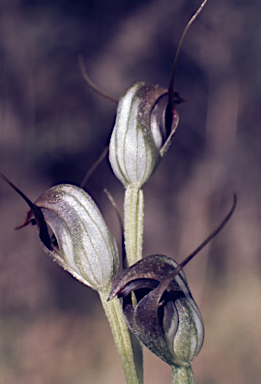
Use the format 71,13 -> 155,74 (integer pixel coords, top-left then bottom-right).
0,0 -> 260,383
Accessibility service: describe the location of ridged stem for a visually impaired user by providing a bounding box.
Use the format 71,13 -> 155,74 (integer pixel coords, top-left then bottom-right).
171,365 -> 194,384
99,287 -> 143,384
124,185 -> 144,267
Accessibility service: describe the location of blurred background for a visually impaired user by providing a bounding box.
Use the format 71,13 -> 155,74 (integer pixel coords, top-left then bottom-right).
0,0 -> 261,383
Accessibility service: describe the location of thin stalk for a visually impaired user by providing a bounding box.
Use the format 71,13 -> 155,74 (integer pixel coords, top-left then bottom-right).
124,186 -> 144,267
171,365 -> 194,384
122,185 -> 144,381
99,287 -> 143,384
168,0 -> 208,105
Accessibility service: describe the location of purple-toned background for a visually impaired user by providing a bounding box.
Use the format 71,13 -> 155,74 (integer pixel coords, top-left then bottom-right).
0,0 -> 260,383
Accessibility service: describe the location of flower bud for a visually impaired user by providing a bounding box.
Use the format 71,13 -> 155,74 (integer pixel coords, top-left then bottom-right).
108,254 -> 204,367
109,82 -> 179,188
19,184 -> 119,291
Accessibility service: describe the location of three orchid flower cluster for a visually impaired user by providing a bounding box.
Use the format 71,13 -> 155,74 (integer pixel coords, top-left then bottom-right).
1,81 -> 205,384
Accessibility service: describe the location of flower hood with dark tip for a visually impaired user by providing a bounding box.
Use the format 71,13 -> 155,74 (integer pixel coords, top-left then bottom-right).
109,82 -> 179,189
17,184 -> 119,292
108,254 -> 204,367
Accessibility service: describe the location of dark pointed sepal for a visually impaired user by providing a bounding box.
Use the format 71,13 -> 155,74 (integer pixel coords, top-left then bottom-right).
108,254 -> 204,367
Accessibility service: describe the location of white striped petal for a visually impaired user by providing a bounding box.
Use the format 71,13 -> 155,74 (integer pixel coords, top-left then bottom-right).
109,82 -> 168,188
35,184 -> 119,291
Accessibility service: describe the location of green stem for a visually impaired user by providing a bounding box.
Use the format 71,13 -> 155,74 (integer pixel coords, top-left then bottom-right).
171,365 -> 194,384
124,185 -> 144,267
99,287 -> 143,384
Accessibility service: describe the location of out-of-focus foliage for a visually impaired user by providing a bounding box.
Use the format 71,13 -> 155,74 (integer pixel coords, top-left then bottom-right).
0,0 -> 261,383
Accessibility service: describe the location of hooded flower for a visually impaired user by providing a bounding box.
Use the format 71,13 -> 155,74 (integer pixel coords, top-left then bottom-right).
109,254 -> 204,367
17,184 -> 119,292
109,82 -> 179,188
